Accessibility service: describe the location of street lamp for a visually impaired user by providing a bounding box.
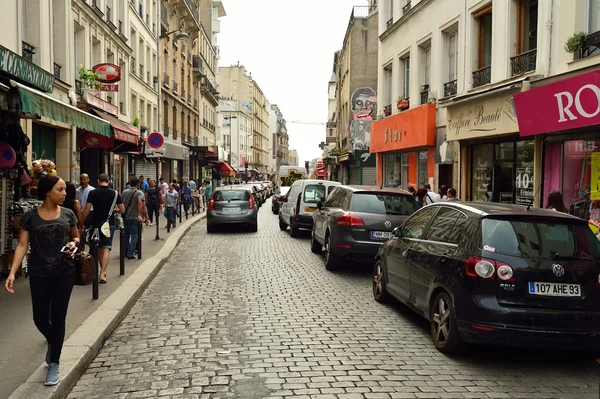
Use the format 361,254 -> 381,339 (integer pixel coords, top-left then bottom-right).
154,25 -> 189,241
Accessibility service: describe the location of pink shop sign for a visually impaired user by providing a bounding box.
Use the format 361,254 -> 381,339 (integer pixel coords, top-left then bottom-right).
513,70 -> 600,136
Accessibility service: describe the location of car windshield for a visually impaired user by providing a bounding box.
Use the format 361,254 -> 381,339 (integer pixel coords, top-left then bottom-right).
303,184 -> 327,203
350,193 -> 418,215
213,190 -> 250,201
481,218 -> 600,259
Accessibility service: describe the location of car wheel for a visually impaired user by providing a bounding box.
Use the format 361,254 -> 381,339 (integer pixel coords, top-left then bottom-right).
207,224 -> 214,234
272,207 -> 278,214
373,259 -> 389,303
250,224 -> 258,233
324,234 -> 339,271
289,218 -> 299,238
430,292 -> 465,354
278,214 -> 287,230
310,228 -> 322,253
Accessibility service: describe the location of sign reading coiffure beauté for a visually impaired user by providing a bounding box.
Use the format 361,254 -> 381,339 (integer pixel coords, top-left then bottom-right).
0,45 -> 55,92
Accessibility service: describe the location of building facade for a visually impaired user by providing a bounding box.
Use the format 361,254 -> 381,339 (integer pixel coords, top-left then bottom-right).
218,99 -> 252,172
331,5 -> 378,185
288,149 -> 299,167
269,104 -> 289,173
251,79 -> 270,173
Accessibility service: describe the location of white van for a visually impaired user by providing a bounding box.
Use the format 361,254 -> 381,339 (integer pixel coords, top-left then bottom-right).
279,179 -> 340,238
276,165 -> 306,188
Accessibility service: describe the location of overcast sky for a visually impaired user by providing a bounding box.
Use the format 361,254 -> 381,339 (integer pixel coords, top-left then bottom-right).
218,0 -> 369,165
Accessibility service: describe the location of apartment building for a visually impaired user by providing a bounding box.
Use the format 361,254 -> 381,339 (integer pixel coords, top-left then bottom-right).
288,149 -> 299,167
128,0 -> 159,180
218,99 -> 252,171
219,65 -> 271,173
269,104 -> 289,173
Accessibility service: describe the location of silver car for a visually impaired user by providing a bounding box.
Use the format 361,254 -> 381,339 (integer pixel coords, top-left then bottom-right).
207,186 -> 258,233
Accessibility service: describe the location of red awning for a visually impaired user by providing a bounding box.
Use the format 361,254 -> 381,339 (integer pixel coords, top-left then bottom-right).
94,110 -> 140,145
78,130 -> 115,149
219,161 -> 235,175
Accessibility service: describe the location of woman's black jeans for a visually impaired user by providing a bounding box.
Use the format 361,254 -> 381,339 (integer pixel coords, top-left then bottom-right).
29,273 -> 76,364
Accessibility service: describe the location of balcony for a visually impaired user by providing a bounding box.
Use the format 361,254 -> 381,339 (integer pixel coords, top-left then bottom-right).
173,81 -> 179,93
163,72 -> 170,87
106,6 -> 117,31
182,89 -> 186,100
420,84 -> 429,105
173,129 -> 178,140
383,104 -> 392,117
511,49 -> 537,76
91,0 -> 104,18
386,17 -> 393,28
139,64 -> 144,77
160,2 -> 168,31
163,125 -> 170,137
120,102 -> 125,114
403,1 -> 412,15
443,79 -> 457,97
183,0 -> 201,28
194,100 -> 199,110
192,55 -> 203,76
581,30 -> 600,58
118,21 -> 127,43
188,94 -> 192,104
21,41 -> 35,62
194,136 -> 199,146
75,79 -> 83,96
349,6 -> 376,23
130,57 -> 136,76
184,134 -> 192,143
472,65 -> 491,88
53,62 -> 61,80
200,77 -> 219,106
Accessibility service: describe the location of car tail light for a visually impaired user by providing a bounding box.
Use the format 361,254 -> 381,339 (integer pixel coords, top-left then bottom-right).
496,264 -> 514,281
248,197 -> 255,210
466,256 -> 495,279
337,213 -> 365,227
208,199 -> 215,211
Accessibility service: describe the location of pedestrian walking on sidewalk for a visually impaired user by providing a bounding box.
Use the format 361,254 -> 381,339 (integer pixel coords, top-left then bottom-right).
83,174 -> 125,284
76,173 -> 94,250
122,178 -> 147,260
4,176 -> 80,387
165,183 -> 179,229
181,180 -> 192,218
64,182 -> 84,232
145,179 -> 161,225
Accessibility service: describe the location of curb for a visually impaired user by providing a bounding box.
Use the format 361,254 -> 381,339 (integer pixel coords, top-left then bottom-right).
8,213 -> 206,399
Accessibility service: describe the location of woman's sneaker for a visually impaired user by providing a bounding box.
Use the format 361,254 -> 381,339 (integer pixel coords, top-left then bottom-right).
45,363 -> 59,386
45,343 -> 51,365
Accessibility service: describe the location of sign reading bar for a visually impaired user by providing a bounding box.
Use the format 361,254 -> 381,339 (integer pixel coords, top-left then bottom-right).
446,93 -> 518,140
0,45 -> 55,93
100,84 -> 119,92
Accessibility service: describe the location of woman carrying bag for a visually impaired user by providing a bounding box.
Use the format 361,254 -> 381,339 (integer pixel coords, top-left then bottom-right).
4,176 -> 79,386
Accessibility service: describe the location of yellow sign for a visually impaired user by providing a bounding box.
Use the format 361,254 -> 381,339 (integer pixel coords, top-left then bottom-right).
592,152 -> 600,200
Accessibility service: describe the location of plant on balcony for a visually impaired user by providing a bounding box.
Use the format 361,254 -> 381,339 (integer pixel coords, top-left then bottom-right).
564,32 -> 586,53
132,117 -> 140,127
77,65 -> 103,91
397,97 -> 409,110
153,75 -> 159,83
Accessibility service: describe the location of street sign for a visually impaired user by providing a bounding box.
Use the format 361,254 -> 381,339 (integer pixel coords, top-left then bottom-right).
99,84 -> 119,92
92,63 -> 121,83
147,132 -> 164,149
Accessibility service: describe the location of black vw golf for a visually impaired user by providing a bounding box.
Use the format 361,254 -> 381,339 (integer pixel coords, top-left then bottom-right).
373,202 -> 600,353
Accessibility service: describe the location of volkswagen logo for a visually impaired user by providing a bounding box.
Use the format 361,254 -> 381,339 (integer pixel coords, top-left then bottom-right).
552,264 -> 565,277
384,221 -> 392,228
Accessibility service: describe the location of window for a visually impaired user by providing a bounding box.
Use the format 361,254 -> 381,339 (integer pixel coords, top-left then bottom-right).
387,0 -> 393,26
425,207 -> 466,244
589,0 -> 600,33
475,5 -> 493,69
350,193 -> 418,216
213,190 -> 250,202
402,57 -> 410,99
303,184 -> 327,203
384,66 -> 393,106
423,47 -> 431,86
516,0 -> 538,54
400,207 -> 437,239
418,151 -> 428,186
448,32 -> 457,82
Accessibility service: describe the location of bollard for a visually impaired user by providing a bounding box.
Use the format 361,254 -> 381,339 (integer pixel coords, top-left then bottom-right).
179,201 -> 183,224
119,227 -> 125,275
137,222 -> 142,260
167,207 -> 171,233
90,236 -> 99,300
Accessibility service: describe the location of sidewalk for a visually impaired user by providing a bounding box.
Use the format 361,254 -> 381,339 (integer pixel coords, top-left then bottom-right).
0,210 -> 206,399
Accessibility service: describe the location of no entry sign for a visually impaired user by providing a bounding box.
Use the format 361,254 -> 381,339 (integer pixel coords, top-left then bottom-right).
147,132 -> 164,149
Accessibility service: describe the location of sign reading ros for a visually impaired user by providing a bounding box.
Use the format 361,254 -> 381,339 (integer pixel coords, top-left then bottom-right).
514,70 -> 600,137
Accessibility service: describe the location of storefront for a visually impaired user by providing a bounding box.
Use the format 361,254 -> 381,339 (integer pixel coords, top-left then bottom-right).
446,88 -> 537,203
370,104 -> 436,188
161,141 -> 190,182
513,67 -> 600,216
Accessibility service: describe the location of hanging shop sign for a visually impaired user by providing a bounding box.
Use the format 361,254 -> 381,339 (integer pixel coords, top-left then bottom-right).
446,92 -> 519,140
514,70 -> 600,137
0,44 -> 55,92
92,63 -> 121,83
85,92 -> 118,116
99,84 -> 119,92
205,145 -> 218,161
370,104 -> 436,153
326,122 -> 337,143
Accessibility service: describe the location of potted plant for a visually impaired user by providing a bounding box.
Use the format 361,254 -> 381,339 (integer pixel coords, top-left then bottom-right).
132,117 -> 140,127
397,97 -> 409,110
564,31 -> 586,58
153,75 -> 159,84
77,65 -> 103,91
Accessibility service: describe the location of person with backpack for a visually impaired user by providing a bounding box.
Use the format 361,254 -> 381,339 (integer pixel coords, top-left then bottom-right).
181,180 -> 192,218
121,178 -> 147,260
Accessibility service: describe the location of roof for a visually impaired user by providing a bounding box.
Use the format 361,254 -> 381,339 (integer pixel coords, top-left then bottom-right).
216,185 -> 252,192
344,185 -> 413,196
296,179 -> 340,185
437,201 -> 584,221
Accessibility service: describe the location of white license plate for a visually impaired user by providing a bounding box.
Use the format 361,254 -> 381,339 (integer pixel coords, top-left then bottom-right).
371,231 -> 392,239
528,282 -> 581,297
222,207 -> 241,214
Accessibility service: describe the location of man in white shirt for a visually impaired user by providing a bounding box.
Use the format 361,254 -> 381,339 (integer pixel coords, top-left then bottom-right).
76,173 -> 95,209
424,183 -> 441,205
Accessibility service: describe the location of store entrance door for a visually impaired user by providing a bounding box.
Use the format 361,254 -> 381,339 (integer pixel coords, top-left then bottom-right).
438,164 -> 453,190
32,124 -> 56,162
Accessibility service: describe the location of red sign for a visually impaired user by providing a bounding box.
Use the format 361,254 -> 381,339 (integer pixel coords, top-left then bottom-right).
147,132 -> 164,149
92,63 -> 121,83
85,92 -> 118,116
514,70 -> 600,137
114,130 -> 138,144
100,84 -> 119,92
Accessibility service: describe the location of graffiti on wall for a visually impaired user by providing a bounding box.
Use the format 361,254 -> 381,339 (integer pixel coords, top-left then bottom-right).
350,121 -> 371,151
351,87 -> 377,121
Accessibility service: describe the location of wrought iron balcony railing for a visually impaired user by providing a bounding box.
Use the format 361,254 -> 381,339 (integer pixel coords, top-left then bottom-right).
472,65 -> 491,88
131,57 -> 136,75
163,125 -> 170,137
22,41 -> 35,62
403,1 -> 412,15
53,63 -> 61,79
510,48 -> 537,76
443,79 -> 457,97
163,73 -> 169,87
420,84 -> 429,105
173,129 -> 178,140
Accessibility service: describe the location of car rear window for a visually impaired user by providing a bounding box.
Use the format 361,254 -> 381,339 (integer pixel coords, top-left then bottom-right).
350,193 -> 418,215
213,190 -> 250,201
303,184 -> 327,203
482,218 -> 600,259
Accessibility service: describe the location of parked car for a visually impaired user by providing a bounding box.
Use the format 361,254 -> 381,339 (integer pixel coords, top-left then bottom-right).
373,201 -> 600,353
206,186 -> 258,233
279,179 -> 341,237
311,186 -> 418,270
272,186 -> 291,214
262,181 -> 274,197
248,183 -> 266,204
241,183 -> 264,206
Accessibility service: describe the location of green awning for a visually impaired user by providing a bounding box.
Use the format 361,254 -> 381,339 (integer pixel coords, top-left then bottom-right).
12,81 -> 111,137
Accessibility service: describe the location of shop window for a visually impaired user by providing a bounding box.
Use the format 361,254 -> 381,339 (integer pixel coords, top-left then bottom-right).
32,124 -> 56,163
471,143 -> 494,202
515,140 -> 535,205
418,151 -> 428,186
384,152 -> 401,188
401,153 -> 409,188
561,140 -> 600,219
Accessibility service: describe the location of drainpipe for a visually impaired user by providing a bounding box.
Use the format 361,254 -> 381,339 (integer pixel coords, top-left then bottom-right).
69,90 -> 78,183
545,0 -> 554,77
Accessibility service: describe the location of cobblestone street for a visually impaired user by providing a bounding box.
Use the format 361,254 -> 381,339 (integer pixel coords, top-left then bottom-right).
68,200 -> 600,399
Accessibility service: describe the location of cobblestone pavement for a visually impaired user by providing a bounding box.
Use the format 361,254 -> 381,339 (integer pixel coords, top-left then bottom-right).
69,200 -> 600,399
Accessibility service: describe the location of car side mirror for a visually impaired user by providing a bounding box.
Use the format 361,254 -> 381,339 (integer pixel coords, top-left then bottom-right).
393,226 -> 401,238
317,200 -> 323,210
